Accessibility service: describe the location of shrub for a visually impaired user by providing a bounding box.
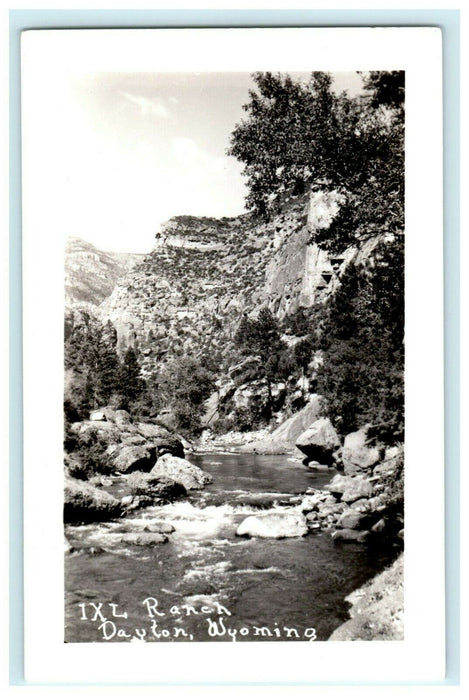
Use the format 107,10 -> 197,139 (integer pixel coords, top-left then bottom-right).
66,430 -> 113,480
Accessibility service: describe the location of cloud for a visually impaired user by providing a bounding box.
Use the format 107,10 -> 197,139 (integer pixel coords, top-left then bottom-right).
172,137 -> 226,175
119,91 -> 169,118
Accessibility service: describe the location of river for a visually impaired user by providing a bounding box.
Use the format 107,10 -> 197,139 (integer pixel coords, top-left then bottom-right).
64,453 -> 396,643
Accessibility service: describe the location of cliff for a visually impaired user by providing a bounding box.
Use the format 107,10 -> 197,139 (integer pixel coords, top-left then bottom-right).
98,189 -> 370,366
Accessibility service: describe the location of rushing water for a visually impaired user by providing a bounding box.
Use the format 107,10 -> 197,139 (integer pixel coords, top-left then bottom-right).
65,453 -> 397,643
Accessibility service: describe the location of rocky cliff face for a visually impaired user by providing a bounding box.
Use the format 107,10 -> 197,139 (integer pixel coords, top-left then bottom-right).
98,189 -> 363,368
65,237 -> 142,308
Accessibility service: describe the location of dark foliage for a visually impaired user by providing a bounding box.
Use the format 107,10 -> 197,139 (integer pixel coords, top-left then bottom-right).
64,429 -> 112,480
228,70 -> 404,443
316,241 -> 404,441
64,311 -> 148,421
234,308 -> 293,418
155,355 -> 217,435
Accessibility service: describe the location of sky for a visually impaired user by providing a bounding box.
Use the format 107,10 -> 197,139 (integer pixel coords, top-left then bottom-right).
33,70 -> 364,254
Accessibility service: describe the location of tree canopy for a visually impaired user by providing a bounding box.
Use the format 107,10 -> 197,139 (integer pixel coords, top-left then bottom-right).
228,71 -> 404,253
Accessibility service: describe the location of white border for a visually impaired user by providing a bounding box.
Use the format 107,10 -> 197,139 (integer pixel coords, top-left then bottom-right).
22,27 -> 444,684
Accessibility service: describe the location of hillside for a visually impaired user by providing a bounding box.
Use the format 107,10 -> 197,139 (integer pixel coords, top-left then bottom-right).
98,190 -> 369,365
65,237 -> 142,308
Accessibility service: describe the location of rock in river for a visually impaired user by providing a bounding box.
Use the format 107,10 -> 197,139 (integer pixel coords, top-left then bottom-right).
120,532 -> 168,546
127,471 -> 187,502
150,454 -> 213,490
337,511 -> 372,530
331,528 -> 370,543
236,511 -> 308,539
295,417 -> 340,465
64,476 -> 123,523
327,474 -> 374,503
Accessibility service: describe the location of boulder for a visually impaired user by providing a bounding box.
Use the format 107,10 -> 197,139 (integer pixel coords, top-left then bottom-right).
102,407 -> 117,422
105,443 -> 121,460
327,474 -> 356,498
114,410 -> 133,429
121,434 -> 147,446
299,494 -> 322,513
120,533 -> 168,546
366,495 -> 385,512
269,396 -> 323,446
331,529 -> 370,543
371,518 -> 386,533
236,512 -> 308,538
318,501 -> 346,518
201,389 -> 221,427
143,521 -> 175,534
350,498 -> 372,513
305,511 -> 319,524
295,417 -> 340,465
373,445 -> 404,477
136,422 -> 170,440
88,406 -> 117,423
90,410 -> 107,422
217,397 -> 323,455
342,427 -> 382,475
338,511 -> 372,530
64,476 -> 123,523
341,478 -> 374,504
150,454 -> 212,490
127,472 -> 187,501
112,445 -> 157,474
154,435 -> 185,459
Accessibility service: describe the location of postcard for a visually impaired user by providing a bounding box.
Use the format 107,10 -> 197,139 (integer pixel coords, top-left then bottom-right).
21,26 -> 444,684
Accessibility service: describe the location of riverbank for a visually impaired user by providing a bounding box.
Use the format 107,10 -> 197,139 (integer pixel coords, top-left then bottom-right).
195,399 -> 325,456
193,427 -> 280,454
329,553 -> 404,640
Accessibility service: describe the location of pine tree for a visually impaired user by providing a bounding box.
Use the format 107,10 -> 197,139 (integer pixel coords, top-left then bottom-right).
97,321 -> 120,404
117,347 -> 145,408
234,308 -> 289,417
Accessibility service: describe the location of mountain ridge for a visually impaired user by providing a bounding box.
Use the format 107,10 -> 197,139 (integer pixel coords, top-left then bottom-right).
65,236 -> 143,308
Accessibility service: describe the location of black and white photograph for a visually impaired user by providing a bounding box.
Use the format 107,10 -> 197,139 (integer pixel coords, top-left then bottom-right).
60,67 -> 405,643
20,27 -> 445,683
